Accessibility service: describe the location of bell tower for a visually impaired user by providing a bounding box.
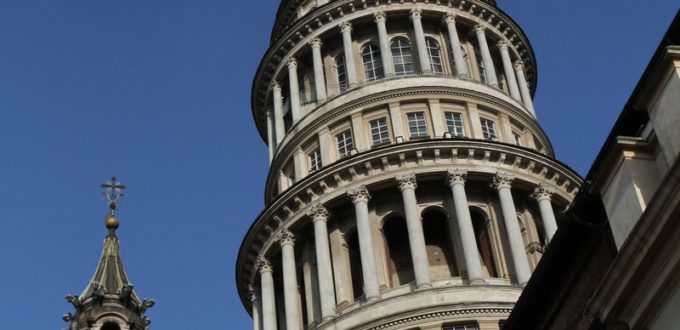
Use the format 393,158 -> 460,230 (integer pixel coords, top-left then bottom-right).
63,177 -> 155,330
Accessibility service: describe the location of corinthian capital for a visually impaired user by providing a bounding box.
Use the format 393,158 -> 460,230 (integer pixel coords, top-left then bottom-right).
497,40 -> 509,50
306,204 -> 330,222
309,37 -> 322,49
374,11 -> 387,23
271,81 -> 281,91
286,57 -> 298,70
275,229 -> 296,246
474,24 -> 486,35
513,60 -> 525,70
491,172 -> 515,190
532,184 -> 554,201
446,169 -> 468,186
256,256 -> 273,273
443,13 -> 457,24
396,173 -> 418,191
340,21 -> 352,33
347,185 -> 371,204
248,285 -> 259,302
410,8 -> 423,20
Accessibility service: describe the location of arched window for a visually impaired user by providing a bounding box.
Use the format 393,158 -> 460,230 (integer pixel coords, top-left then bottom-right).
361,43 -> 384,82
426,38 -> 444,74
334,54 -> 348,93
390,38 -> 414,76
383,216 -> 414,287
422,209 -> 458,279
470,209 -> 498,278
101,322 -> 121,330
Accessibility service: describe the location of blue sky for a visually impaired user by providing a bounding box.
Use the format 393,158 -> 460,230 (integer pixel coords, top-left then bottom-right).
0,1 -> 677,329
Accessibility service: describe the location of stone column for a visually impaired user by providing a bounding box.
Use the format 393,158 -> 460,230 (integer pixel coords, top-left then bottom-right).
249,286 -> 263,330
410,9 -> 432,74
374,11 -> 395,77
310,38 -> 328,102
266,110 -> 275,162
532,184 -> 558,243
395,173 -> 432,289
257,257 -> 277,330
492,173 -> 531,285
347,186 -> 381,301
272,82 -> 285,144
474,25 -> 499,87
514,60 -> 536,117
306,205 -> 337,321
446,170 -> 485,284
340,22 -> 359,87
287,58 -> 302,122
443,14 -> 469,79
497,41 -> 521,101
276,229 -> 302,330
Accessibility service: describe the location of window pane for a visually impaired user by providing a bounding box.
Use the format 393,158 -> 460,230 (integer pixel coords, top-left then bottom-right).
513,132 -> 522,146
370,118 -> 390,145
391,38 -> 415,76
308,148 -> 321,172
362,44 -> 385,82
445,112 -> 465,137
335,55 -> 347,92
407,112 -> 428,137
427,38 -> 444,74
480,119 -> 497,141
336,130 -> 354,158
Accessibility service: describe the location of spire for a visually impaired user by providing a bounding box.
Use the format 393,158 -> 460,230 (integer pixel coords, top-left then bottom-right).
63,177 -> 154,330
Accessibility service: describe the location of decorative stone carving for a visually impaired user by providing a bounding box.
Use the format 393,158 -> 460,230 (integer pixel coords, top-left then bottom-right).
339,21 -> 352,33
256,256 -> 273,273
396,173 -> 418,191
443,13 -> 457,24
446,169 -> 468,186
247,285 -> 259,302
275,228 -> 296,246
347,185 -> 371,204
532,184 -> 554,201
474,24 -> 486,34
309,37 -> 322,49
492,172 -> 515,190
374,11 -> 387,23
410,8 -> 423,20
306,204 -> 330,222
497,40 -> 509,50
514,60 -> 525,70
286,57 -> 298,70
65,294 -> 81,307
271,81 -> 281,92
140,299 -> 156,313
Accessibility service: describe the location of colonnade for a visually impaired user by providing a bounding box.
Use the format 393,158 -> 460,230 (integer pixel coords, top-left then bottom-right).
250,172 -> 559,330
266,10 -> 536,158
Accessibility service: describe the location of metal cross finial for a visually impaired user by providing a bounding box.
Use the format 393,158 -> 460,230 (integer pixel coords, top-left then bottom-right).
101,176 -> 126,212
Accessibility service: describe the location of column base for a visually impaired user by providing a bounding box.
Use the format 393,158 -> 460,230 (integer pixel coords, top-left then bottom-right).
321,315 -> 336,323
469,278 -> 487,285
365,296 -> 381,304
416,283 -> 433,290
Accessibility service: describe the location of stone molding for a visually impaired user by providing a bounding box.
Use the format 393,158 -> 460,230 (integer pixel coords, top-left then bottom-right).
365,307 -> 514,330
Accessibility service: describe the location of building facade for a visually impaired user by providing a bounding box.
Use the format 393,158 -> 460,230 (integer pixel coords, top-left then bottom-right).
236,1 -> 581,329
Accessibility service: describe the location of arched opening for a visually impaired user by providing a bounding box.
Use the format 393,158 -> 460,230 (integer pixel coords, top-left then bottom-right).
425,38 -> 444,74
470,209 -> 498,278
101,322 -> 121,330
361,43 -> 384,81
383,216 -> 414,287
390,37 -> 414,75
345,230 -> 364,301
422,209 -> 457,279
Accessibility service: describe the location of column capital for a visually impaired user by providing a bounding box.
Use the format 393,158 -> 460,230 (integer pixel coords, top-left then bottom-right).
446,169 -> 468,186
497,40 -> 510,50
275,228 -> 296,246
396,173 -> 418,191
286,57 -> 298,70
474,24 -> 486,35
256,256 -> 273,273
306,204 -> 330,222
443,13 -> 457,24
271,81 -> 281,91
309,37 -> 323,49
410,8 -> 423,20
347,185 -> 371,204
340,21 -> 352,33
374,11 -> 387,23
532,184 -> 554,201
491,172 -> 515,190
513,60 -> 525,70
248,285 -> 259,302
